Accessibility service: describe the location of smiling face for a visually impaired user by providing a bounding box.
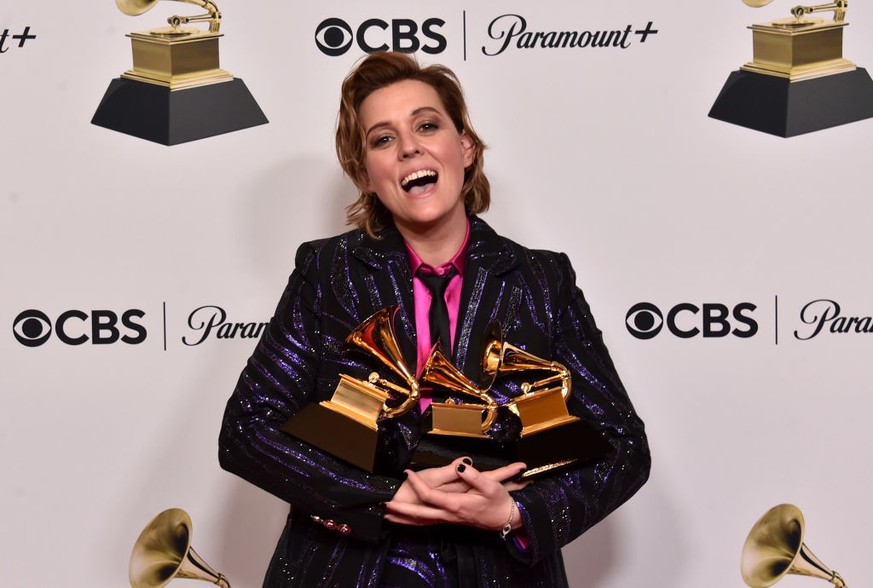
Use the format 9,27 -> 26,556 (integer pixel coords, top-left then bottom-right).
359,79 -> 474,239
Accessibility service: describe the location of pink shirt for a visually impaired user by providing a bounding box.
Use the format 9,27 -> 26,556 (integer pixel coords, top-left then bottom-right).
405,221 -> 529,545
404,221 -> 470,409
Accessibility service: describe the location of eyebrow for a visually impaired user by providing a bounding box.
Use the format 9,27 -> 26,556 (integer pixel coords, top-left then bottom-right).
364,106 -> 443,138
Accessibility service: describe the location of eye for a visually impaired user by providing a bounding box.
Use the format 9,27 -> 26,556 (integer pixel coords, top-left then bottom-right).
417,121 -> 439,132
369,134 -> 394,149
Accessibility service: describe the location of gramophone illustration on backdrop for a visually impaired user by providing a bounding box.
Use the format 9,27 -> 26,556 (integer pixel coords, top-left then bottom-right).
92,0 -> 267,145
741,503 -> 849,587
709,0 -> 873,136
129,508 -> 230,588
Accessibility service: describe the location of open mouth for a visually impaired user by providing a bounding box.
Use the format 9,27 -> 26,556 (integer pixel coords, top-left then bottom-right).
400,170 -> 438,193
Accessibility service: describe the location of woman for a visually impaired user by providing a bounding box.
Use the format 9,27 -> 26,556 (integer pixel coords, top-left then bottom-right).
219,51 -> 650,587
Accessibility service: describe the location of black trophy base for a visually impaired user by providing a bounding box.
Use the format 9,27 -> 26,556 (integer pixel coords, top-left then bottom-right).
281,403 -> 379,472
411,419 -> 612,478
91,77 -> 268,145
708,68 -> 873,137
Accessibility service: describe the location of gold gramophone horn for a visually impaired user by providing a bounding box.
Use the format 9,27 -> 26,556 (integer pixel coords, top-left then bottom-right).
422,348 -> 499,433
741,504 -> 848,588
346,306 -> 420,418
116,0 -> 222,33
129,508 -> 230,588
481,322 -> 571,402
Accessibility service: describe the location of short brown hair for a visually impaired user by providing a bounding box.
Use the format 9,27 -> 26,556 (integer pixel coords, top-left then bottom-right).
336,52 -> 490,237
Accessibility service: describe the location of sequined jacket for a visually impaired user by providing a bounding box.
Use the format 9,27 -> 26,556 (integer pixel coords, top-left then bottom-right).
218,216 -> 651,587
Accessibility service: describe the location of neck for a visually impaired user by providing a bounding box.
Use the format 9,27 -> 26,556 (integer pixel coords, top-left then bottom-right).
396,211 -> 468,267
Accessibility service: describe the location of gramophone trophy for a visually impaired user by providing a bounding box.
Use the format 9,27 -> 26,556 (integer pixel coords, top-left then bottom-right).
479,323 -> 611,477
709,0 -> 873,136
129,508 -> 230,588
741,503 -> 848,587
409,347 -> 503,471
92,0 -> 267,145
281,307 -> 420,473
411,324 -> 611,478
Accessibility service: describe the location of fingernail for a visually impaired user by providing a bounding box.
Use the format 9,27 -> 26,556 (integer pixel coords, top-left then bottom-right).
457,463 -> 466,473
462,457 -> 473,466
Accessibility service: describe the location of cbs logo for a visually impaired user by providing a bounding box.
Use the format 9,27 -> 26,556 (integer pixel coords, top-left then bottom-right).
12,309 -> 147,347
625,302 -> 758,340
315,17 -> 447,56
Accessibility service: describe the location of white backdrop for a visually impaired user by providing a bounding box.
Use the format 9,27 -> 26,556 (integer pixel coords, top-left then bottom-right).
2,1 -> 872,586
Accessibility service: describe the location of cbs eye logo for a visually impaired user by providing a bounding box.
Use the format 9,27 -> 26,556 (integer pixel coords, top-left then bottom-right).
625,302 -> 758,340
13,309 -> 147,347
315,17 -> 447,56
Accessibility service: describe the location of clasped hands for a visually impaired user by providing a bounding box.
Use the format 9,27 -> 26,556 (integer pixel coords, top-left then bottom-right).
384,457 -> 527,533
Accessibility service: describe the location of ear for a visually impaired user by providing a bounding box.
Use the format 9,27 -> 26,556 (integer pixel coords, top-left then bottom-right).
460,132 -> 475,168
360,168 -> 374,195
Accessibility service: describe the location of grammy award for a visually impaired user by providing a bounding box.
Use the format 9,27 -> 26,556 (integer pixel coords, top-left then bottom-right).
479,323 -> 611,477
129,508 -> 230,588
741,503 -> 848,587
408,347 -> 503,472
411,323 -> 611,478
709,0 -> 873,136
281,307 -> 420,473
92,0 -> 267,145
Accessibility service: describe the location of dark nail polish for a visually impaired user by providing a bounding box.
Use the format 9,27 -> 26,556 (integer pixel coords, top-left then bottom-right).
457,463 -> 466,473
462,457 -> 473,466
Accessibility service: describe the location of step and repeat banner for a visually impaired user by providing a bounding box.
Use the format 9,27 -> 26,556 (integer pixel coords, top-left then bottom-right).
2,1 -> 871,586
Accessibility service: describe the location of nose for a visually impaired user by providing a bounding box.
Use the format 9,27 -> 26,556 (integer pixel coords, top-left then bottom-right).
398,132 -> 422,159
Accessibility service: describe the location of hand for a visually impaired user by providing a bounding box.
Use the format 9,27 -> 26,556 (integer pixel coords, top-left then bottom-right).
385,457 -> 526,532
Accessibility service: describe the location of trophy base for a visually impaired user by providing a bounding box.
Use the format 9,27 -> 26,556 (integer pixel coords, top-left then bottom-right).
708,67 -> 873,137
91,77 -> 268,145
281,401 -> 380,472
411,418 -> 612,478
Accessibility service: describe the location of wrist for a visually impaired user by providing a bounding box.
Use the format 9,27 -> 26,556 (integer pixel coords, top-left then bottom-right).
499,499 -> 518,539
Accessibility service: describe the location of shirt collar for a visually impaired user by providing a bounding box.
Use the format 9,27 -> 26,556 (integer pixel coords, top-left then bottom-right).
404,218 -> 470,277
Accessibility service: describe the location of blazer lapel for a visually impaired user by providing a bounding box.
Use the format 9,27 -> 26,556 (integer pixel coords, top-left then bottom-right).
349,225 -> 418,372
454,216 -> 520,384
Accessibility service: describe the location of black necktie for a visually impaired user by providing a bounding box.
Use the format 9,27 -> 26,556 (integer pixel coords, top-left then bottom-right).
417,266 -> 456,355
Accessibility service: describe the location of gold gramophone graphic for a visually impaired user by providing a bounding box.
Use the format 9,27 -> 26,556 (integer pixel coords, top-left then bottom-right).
129,508 -> 230,588
709,0 -> 873,136
411,323 -> 610,478
281,307 -> 420,472
741,504 -> 848,587
92,0 -> 267,145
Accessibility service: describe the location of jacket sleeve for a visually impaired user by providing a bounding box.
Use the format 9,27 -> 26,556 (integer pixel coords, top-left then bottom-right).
218,240 -> 402,543
508,251 -> 651,564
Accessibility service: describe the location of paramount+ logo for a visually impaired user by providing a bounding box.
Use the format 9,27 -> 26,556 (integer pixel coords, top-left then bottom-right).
625,302 -> 758,340
315,17 -> 447,56
12,308 -> 147,347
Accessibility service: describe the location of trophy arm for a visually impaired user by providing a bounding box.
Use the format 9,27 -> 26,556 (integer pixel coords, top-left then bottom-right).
167,0 -> 222,32
518,363 -> 572,402
380,379 -> 420,418
791,1 -> 847,21
480,400 -> 499,431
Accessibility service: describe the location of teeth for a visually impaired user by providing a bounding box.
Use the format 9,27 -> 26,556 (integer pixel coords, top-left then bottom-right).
401,169 -> 437,188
